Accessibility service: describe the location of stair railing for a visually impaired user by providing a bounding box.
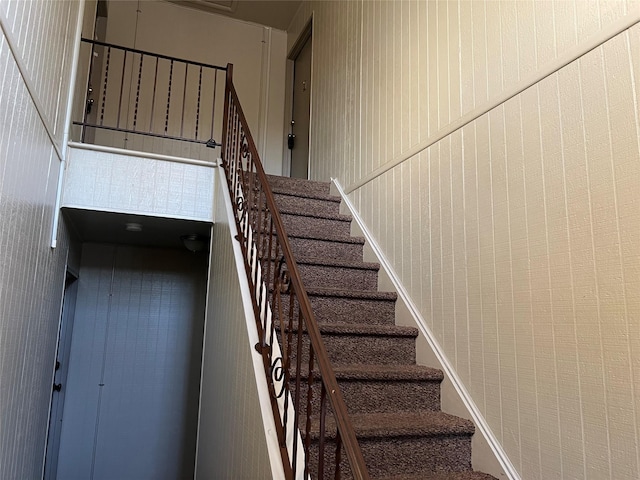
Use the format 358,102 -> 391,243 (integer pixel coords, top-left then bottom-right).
220,64 -> 370,480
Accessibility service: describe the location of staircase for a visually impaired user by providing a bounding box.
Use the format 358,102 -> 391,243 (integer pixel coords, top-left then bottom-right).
268,174 -> 496,480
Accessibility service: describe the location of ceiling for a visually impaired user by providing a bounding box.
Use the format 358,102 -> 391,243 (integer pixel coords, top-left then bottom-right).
168,0 -> 302,31
63,208 -> 212,252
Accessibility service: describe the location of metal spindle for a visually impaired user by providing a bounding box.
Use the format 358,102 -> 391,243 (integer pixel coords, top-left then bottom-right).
165,60 -> 173,136
335,431 -> 343,479
305,348 -> 316,478
180,62 -> 188,137
211,69 -> 218,141
116,50 -> 127,129
195,66 -> 202,139
149,57 -> 158,132
133,53 -> 143,131
99,46 -> 111,127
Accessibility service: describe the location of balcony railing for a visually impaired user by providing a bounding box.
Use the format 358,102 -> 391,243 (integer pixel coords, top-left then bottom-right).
74,38 -> 226,153
221,66 -> 370,479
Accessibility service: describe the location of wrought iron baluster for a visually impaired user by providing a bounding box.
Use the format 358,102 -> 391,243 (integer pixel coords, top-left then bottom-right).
149,57 -> 158,132
99,46 -> 111,127
304,348 -> 316,478
335,430 -> 343,479
165,59 -> 173,136
319,382 -> 328,479
210,68 -> 218,143
116,50 -> 127,129
180,62 -> 188,137
133,53 -> 143,131
195,66 -> 202,139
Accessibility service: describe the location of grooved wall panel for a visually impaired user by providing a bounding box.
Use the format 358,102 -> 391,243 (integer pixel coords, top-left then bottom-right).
0,0 -> 80,140
196,171 -> 271,479
62,146 -> 214,222
288,1 -> 640,479
0,1 -> 81,478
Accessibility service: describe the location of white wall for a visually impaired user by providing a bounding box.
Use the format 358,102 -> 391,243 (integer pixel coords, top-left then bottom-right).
288,1 -> 640,479
196,169 -> 274,479
85,0 -> 286,174
0,1 -> 82,478
62,146 -> 215,222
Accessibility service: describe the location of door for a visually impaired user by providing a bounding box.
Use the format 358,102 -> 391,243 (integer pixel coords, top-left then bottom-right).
55,244 -> 207,480
290,35 -> 312,179
43,271 -> 79,480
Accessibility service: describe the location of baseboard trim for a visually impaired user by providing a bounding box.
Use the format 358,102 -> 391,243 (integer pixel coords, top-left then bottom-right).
332,177 -> 521,480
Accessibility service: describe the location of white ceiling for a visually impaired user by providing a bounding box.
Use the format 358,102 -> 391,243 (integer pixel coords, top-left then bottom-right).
168,0 -> 302,31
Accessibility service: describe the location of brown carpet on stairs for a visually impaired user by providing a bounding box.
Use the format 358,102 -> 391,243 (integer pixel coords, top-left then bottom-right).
267,174 -> 497,480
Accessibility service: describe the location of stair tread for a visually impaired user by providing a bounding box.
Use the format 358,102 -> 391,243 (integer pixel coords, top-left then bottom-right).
331,364 -> 444,381
287,231 -> 365,245
374,472 -> 497,480
295,254 -> 380,270
272,185 -> 342,203
280,206 -> 353,222
294,364 -> 443,382
267,174 -> 330,191
311,410 -> 475,439
300,322 -> 419,337
305,286 -> 397,301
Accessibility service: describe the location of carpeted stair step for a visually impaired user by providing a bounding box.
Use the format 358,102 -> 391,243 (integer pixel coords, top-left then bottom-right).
307,411 -> 475,478
285,323 -> 418,366
277,287 -> 398,325
267,174 -> 331,197
287,232 -> 365,262
374,472 -> 497,480
280,210 -> 353,238
268,257 -> 379,291
273,190 -> 342,218
308,287 -> 397,325
295,256 -> 380,291
291,364 -> 443,415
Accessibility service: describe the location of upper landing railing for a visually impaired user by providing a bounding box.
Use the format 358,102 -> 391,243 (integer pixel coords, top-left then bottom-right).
74,38 -> 226,150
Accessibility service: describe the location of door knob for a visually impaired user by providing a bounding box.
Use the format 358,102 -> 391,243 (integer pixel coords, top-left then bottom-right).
53,383 -> 62,392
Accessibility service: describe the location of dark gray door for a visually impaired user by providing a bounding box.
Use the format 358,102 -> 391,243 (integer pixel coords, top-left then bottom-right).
290,36 -> 312,179
55,244 -> 206,480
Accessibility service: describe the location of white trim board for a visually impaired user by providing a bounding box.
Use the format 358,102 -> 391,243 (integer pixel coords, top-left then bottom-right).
332,177 -> 521,480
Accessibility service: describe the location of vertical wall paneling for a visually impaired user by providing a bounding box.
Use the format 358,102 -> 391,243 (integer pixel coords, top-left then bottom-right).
0,1 -> 82,478
196,170 -> 274,479
288,1 -> 640,478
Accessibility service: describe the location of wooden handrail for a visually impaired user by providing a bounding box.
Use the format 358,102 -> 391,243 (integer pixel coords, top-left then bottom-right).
221,63 -> 370,479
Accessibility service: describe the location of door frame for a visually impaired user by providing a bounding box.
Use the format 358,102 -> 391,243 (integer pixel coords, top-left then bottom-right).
283,16 -> 313,178
43,267 -> 79,480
